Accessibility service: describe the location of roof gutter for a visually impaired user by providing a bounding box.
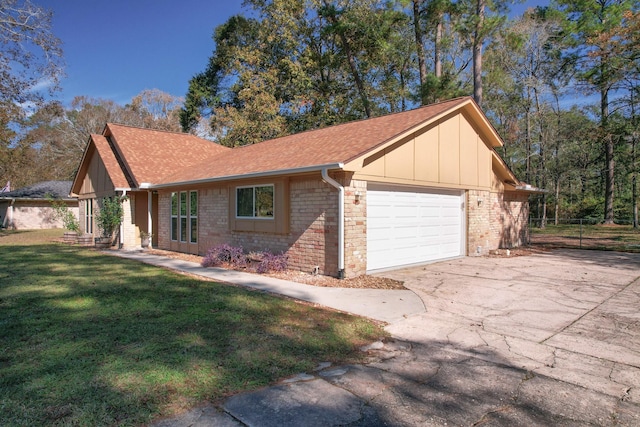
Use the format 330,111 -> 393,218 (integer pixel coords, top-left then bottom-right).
515,184 -> 548,194
146,163 -> 344,190
321,168 -> 345,279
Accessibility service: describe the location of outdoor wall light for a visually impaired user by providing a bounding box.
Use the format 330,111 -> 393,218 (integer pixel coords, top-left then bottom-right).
477,197 -> 483,207
354,191 -> 361,203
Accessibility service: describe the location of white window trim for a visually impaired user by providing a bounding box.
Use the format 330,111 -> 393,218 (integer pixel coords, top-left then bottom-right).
189,190 -> 198,244
171,191 -> 198,243
85,199 -> 93,234
171,192 -> 178,241
235,184 -> 275,220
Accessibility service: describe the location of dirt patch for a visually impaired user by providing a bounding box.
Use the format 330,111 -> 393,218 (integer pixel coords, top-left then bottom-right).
146,249 -> 406,290
486,246 -> 550,257
530,234 -> 640,251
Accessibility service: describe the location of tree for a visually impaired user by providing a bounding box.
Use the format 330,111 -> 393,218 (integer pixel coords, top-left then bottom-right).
7,90 -> 183,187
182,1 -> 411,143
555,0 -> 637,224
128,89 -> 183,132
457,0 -> 511,107
0,0 -> 64,185
484,7 -> 569,226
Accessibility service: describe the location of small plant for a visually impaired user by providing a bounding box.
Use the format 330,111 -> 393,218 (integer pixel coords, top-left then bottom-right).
256,251 -> 288,273
140,231 -> 153,239
96,196 -> 124,238
46,194 -> 80,232
202,244 -> 247,268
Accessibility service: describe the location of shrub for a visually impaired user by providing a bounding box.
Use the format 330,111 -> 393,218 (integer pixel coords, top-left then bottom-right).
256,251 -> 288,274
46,194 -> 80,232
202,244 -> 247,268
96,196 -> 124,238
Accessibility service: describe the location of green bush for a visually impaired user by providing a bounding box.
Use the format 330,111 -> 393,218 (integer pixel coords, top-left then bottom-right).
96,196 -> 124,238
46,194 -> 80,232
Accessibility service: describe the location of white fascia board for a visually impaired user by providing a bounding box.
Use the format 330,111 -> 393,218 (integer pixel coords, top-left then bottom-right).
146,163 -> 345,190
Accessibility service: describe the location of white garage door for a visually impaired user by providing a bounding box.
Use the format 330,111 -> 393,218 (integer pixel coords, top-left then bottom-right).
367,186 -> 465,271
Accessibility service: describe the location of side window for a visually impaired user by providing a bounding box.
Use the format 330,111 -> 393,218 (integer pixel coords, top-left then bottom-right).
190,191 -> 197,243
180,191 -> 187,242
85,199 -> 93,233
171,191 -> 197,243
236,185 -> 274,219
171,192 -> 178,241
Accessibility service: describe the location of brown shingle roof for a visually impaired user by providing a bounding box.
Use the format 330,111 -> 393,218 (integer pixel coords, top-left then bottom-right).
161,97 -> 471,185
104,123 -> 230,187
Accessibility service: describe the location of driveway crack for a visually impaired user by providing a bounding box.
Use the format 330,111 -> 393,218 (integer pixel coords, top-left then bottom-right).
540,277 -> 640,344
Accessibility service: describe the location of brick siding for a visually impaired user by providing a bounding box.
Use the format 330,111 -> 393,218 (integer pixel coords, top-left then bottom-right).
156,176 -> 529,278
468,189 -> 529,255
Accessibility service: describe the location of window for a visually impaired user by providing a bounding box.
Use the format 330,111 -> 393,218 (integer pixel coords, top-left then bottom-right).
236,185 -> 274,219
84,199 -> 93,233
171,191 -> 198,243
171,192 -> 178,240
180,191 -> 187,242
190,191 -> 197,243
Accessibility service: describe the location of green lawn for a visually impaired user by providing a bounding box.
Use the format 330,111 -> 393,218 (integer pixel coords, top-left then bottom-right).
0,231 -> 385,426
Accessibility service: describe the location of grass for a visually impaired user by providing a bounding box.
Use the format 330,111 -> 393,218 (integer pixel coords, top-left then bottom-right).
531,223 -> 640,252
0,230 -> 386,426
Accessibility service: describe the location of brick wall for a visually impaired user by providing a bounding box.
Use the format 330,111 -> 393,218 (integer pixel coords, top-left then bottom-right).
492,191 -> 529,248
468,188 -> 529,255
343,177 -> 367,277
157,178 -> 343,277
157,177 -> 529,277
120,195 -> 136,248
157,192 -> 171,249
1,201 -> 77,230
467,189 -> 492,255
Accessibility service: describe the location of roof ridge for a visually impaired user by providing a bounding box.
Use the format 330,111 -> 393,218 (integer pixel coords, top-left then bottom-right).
228,96 -> 472,150
105,122 -> 216,140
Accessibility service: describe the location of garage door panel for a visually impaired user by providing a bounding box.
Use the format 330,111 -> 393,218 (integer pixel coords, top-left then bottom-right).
367,188 -> 464,271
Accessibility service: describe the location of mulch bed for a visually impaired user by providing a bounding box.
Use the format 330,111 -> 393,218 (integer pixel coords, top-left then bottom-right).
146,249 -> 406,290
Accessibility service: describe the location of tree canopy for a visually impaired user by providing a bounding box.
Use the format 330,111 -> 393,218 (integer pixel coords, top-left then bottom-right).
1,0 -> 640,225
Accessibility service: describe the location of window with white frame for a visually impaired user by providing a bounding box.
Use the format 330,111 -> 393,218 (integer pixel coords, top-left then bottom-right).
171,191 -> 198,242
180,191 -> 187,242
171,192 -> 178,241
190,191 -> 197,243
84,199 -> 93,234
236,185 -> 274,219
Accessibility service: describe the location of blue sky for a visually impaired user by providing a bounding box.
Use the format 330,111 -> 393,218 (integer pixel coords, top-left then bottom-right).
38,0 -> 245,105
38,0 -> 544,107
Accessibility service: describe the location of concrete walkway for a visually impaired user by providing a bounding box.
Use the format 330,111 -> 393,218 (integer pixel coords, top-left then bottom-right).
112,251 -> 425,324
110,249 -> 640,426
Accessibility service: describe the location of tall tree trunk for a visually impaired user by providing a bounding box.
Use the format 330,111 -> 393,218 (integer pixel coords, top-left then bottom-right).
472,0 -> 485,106
602,86 -> 614,224
525,93 -> 531,184
413,0 -> 428,105
632,98 -> 638,228
554,92 -> 562,226
435,17 -> 443,78
534,89 -> 546,229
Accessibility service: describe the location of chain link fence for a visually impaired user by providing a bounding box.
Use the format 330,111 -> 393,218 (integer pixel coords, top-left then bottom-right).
529,218 -> 640,252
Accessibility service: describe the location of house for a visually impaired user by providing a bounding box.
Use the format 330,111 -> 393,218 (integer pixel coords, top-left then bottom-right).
0,181 -> 79,229
71,97 -> 535,278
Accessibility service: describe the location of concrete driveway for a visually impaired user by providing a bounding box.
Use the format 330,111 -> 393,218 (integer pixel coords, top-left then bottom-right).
362,249 -> 640,425
153,249 -> 640,426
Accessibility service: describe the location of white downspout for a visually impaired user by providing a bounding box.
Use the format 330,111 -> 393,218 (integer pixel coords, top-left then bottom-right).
147,190 -> 153,249
119,190 -> 127,249
321,168 -> 345,279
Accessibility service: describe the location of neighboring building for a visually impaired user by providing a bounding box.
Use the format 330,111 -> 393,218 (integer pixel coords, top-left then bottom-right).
71,97 -> 536,278
0,181 -> 78,230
